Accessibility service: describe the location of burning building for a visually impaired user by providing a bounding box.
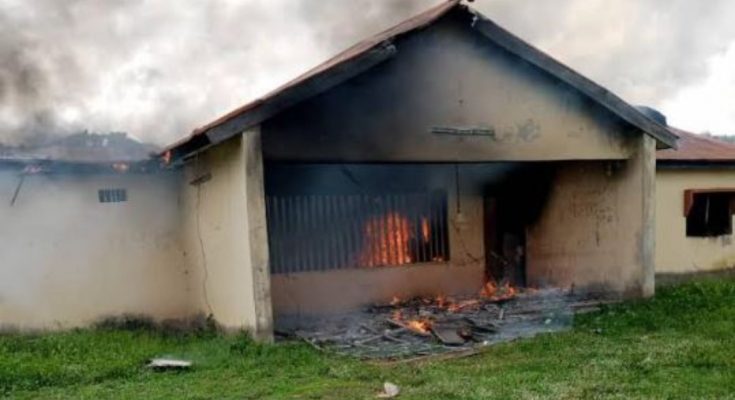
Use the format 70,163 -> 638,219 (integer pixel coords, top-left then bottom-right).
165,0 -> 675,340
0,0 -> 677,340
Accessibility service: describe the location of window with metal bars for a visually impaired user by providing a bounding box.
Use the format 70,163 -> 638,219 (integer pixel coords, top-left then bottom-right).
98,188 -> 127,203
265,191 -> 450,274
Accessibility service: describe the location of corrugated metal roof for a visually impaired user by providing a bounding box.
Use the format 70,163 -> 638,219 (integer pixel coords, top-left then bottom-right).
657,128 -> 735,163
163,0 -> 677,160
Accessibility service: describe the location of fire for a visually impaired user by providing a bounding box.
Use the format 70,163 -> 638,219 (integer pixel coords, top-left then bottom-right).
447,299 -> 480,313
479,280 -> 497,298
390,310 -> 433,335
385,281 -> 521,337
421,217 -> 431,243
435,294 -> 448,309
406,318 -> 433,335
359,212 -> 413,267
480,280 -> 517,301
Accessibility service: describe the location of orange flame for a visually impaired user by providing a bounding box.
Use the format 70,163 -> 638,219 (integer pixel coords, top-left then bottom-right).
421,217 -> 431,243
435,294 -> 448,309
480,280 -> 517,301
359,212 -> 413,267
390,309 -> 432,335
406,318 -> 433,335
479,280 -> 498,298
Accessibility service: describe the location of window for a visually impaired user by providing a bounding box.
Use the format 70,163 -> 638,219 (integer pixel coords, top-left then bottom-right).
265,191 -> 450,274
686,191 -> 733,237
98,189 -> 127,203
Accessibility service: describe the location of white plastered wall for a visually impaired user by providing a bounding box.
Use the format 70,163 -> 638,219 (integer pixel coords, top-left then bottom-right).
0,170 -> 189,329
180,129 -> 273,340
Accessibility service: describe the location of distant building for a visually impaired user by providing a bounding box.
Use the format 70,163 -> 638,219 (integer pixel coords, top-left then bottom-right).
656,129 -> 735,276
9,131 -> 158,163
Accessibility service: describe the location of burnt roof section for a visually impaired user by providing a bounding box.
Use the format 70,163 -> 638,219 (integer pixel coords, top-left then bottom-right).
658,128 -> 735,164
30,132 -> 158,163
164,0 -> 677,160
0,132 -> 163,174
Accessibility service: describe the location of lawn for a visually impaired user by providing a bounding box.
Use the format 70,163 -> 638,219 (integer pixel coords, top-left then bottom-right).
3,279 -> 735,399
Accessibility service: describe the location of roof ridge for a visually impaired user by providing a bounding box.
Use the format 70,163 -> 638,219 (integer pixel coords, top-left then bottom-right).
164,0 -> 677,160
189,0 -> 460,138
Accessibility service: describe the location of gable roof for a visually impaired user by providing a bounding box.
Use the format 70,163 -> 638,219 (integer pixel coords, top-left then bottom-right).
658,128 -> 735,164
163,0 -> 677,161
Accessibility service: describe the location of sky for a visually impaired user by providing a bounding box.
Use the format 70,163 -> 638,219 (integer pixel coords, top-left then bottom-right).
1,0 -> 734,145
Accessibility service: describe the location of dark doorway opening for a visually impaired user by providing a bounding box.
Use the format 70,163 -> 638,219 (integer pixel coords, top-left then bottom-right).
483,165 -> 554,287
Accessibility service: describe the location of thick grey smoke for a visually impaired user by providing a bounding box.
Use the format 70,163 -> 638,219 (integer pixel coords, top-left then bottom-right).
1,0 -> 734,146
0,0 -> 427,145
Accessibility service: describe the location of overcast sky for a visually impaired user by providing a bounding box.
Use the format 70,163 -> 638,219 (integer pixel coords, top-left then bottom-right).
1,0 -> 734,145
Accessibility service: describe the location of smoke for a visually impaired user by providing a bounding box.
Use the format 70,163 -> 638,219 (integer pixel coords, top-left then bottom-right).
0,0 -> 428,145
1,0 -> 734,146
471,0 -> 735,134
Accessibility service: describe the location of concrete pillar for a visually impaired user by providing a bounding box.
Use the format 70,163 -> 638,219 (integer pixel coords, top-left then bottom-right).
181,128 -> 273,342
242,127 -> 274,341
638,135 -> 657,297
612,132 -> 656,297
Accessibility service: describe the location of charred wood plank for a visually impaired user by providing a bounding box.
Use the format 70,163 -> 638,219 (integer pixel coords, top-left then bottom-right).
431,326 -> 466,346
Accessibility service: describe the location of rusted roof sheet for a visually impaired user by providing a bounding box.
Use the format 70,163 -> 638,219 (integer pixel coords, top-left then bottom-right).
163,0 -> 461,155
658,128 -> 735,163
197,0 -> 456,137
163,0 -> 677,160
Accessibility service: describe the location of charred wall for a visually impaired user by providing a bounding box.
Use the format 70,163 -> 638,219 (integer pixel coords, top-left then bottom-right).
260,12 -> 655,315
527,135 -> 656,296
262,12 -> 636,163
267,162 -> 556,317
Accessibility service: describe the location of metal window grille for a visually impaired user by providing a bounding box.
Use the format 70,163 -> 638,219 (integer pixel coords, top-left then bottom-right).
266,192 -> 449,274
98,188 -> 127,203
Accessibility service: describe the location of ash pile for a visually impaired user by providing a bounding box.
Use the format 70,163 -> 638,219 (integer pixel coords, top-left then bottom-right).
279,286 -> 614,360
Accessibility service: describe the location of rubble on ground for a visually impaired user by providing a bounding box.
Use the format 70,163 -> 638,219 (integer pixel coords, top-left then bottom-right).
279,288 -> 615,360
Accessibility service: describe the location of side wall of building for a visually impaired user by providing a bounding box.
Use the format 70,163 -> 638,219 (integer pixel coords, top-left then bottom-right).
0,169 -> 190,329
656,168 -> 735,274
527,135 -> 656,297
179,130 -> 273,339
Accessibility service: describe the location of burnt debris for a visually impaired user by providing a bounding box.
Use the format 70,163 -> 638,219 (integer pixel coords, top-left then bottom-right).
278,289 -> 615,360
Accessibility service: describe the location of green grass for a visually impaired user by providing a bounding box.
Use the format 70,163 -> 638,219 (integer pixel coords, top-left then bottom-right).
4,279 -> 735,399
